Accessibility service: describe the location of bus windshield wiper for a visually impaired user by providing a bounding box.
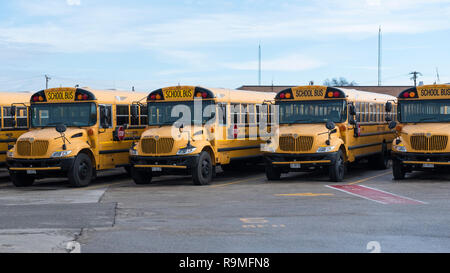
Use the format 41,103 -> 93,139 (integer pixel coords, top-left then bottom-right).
416,117 -> 436,122
287,118 -> 310,124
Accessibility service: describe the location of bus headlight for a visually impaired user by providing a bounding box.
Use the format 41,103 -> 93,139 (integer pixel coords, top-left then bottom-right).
130,148 -> 138,156
393,145 -> 407,152
316,146 -> 336,153
6,151 -> 13,158
51,150 -> 72,158
177,147 -> 197,155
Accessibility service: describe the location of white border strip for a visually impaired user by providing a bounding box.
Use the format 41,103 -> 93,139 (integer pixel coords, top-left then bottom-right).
326,185 -> 427,205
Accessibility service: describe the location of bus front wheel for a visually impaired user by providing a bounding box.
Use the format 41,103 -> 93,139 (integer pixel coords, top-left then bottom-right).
329,150 -> 345,182
68,153 -> 93,187
265,164 -> 281,180
10,173 -> 35,187
131,167 -> 153,185
192,151 -> 213,185
392,159 -> 406,180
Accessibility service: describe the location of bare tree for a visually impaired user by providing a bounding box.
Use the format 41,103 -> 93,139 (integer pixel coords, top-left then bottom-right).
323,77 -> 357,87
409,71 -> 422,86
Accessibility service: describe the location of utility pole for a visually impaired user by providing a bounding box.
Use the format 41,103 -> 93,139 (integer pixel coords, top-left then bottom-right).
378,26 -> 382,86
45,75 -> 51,89
258,43 -> 262,86
436,67 -> 440,84
409,71 -> 422,86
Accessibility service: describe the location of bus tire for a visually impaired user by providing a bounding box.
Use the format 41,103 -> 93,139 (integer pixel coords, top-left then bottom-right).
370,143 -> 390,170
68,153 -> 93,188
10,173 -> 35,187
192,151 -> 213,186
329,150 -> 345,182
131,167 -> 153,185
393,159 -> 406,180
124,166 -> 132,176
265,164 -> 281,181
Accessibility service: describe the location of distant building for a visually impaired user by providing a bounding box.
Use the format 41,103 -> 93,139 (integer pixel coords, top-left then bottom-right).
237,85 -> 413,97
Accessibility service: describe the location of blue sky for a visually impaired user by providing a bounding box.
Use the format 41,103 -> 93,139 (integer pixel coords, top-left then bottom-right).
0,0 -> 449,92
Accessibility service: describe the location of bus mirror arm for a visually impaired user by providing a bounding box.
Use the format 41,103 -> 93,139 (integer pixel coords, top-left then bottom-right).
54,124 -> 71,150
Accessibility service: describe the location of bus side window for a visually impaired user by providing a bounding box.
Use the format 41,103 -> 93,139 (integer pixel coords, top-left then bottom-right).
100,105 -> 112,129
355,102 -> 360,122
140,105 -> 148,125
256,105 -> 260,123
364,103 -> 369,123
231,104 -> 240,125
218,103 -> 227,125
130,105 -> 140,126
241,104 -> 248,125
248,104 -> 256,125
116,105 -> 130,126
2,107 -> 13,128
17,107 -> 28,128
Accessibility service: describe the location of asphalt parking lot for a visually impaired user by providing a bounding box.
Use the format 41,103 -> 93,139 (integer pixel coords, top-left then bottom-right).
0,162 -> 450,253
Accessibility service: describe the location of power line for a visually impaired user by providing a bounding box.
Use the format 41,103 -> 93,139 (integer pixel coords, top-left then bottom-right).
378,26 -> 382,86
258,43 -> 262,86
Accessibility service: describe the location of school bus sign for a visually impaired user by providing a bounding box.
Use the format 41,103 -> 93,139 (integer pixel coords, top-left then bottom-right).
44,88 -> 76,102
400,85 -> 450,100
162,86 -> 195,101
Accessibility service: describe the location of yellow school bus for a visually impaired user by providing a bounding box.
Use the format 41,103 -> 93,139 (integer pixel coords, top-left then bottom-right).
0,92 -> 31,166
6,87 -> 148,187
263,85 -> 397,182
389,84 -> 450,180
129,86 -> 275,185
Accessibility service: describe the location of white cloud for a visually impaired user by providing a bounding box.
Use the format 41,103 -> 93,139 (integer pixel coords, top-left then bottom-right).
66,0 -> 81,6
224,54 -> 324,72
0,0 -> 449,55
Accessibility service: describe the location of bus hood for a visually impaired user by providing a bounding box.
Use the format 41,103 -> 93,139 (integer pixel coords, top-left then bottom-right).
141,126 -> 178,139
278,123 -> 334,136
141,125 -> 203,140
18,127 -> 87,142
401,123 -> 450,136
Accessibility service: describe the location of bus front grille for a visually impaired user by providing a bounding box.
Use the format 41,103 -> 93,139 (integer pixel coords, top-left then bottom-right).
279,136 -> 314,152
141,138 -> 174,154
16,140 -> 49,156
410,135 -> 448,151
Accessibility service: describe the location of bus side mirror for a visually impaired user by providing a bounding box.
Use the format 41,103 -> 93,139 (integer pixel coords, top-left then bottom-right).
388,121 -> 397,130
326,121 -> 336,130
131,105 -> 139,119
385,102 -> 392,113
56,124 -> 67,133
349,104 -> 357,116
385,116 -> 392,122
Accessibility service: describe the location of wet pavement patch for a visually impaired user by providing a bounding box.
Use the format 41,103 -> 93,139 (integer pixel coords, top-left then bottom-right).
0,202 -> 117,229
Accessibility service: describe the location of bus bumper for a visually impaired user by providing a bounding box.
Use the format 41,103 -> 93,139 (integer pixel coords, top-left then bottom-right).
392,152 -> 450,170
264,152 -> 337,171
6,157 -> 75,175
130,155 -> 200,174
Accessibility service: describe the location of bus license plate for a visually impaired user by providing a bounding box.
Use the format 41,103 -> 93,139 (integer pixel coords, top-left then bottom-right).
423,164 -> 434,168
152,167 -> 162,172
27,170 -> 37,174
290,163 -> 301,169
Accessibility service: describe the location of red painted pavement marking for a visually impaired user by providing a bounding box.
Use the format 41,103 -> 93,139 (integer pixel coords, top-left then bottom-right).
326,185 -> 427,205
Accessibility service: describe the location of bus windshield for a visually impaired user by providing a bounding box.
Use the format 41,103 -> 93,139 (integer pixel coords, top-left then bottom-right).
31,103 -> 97,127
399,99 -> 450,123
278,100 -> 347,124
148,101 -> 215,126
